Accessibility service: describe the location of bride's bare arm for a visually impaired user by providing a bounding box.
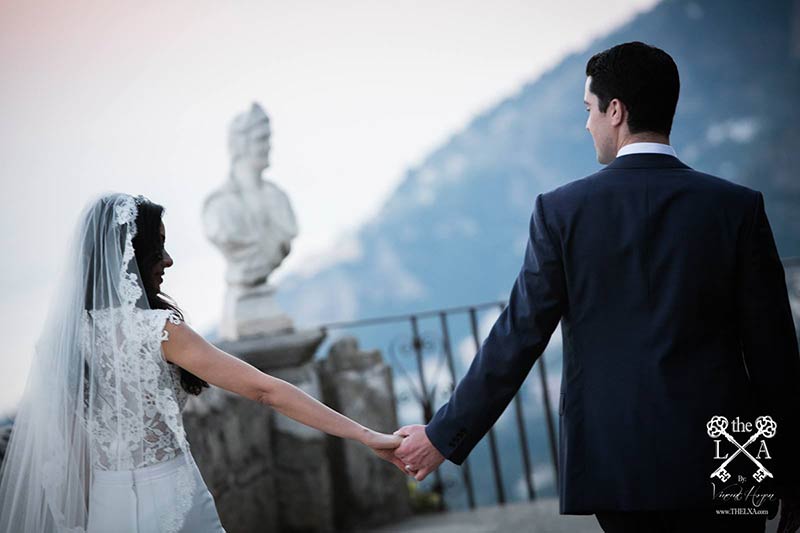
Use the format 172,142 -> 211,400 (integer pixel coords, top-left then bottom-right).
161,320 -> 401,451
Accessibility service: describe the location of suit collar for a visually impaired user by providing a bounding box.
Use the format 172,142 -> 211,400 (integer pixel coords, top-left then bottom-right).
602,153 -> 692,171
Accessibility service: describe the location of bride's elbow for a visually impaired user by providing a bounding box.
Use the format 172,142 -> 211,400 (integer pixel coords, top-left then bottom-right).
255,380 -> 284,409
255,374 -> 291,410
255,388 -> 275,407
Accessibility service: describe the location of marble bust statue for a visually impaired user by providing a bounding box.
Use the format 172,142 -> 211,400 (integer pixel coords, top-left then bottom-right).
202,103 -> 298,339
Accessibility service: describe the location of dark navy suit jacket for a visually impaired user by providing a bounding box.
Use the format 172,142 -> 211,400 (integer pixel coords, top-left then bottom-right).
425,152 -> 800,514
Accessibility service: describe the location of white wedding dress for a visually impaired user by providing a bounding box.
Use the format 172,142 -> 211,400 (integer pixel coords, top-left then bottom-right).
0,193 -> 226,532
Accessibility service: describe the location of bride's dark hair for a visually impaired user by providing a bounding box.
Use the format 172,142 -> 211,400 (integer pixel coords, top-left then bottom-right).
132,198 -> 209,396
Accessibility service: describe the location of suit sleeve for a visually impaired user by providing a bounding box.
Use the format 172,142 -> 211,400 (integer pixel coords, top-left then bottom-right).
425,193 -> 566,464
736,192 -> 800,495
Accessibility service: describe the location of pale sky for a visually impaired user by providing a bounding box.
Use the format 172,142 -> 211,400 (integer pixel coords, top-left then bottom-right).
0,0 -> 659,414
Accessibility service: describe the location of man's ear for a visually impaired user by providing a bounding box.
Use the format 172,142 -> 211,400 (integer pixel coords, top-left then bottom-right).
609,98 -> 627,127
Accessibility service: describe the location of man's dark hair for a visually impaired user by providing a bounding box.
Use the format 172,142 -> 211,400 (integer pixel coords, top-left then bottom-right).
585,41 -> 680,136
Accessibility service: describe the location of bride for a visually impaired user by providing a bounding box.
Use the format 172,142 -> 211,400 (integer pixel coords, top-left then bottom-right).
0,193 -> 404,532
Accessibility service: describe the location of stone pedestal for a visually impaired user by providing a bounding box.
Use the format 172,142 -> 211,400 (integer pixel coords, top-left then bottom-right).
317,337 -> 412,531
219,283 -> 294,340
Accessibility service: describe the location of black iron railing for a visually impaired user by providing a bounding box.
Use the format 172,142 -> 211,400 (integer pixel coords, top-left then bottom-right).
320,301 -> 559,510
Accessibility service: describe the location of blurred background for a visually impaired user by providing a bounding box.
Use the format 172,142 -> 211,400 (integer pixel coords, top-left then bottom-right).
2,0 -> 799,530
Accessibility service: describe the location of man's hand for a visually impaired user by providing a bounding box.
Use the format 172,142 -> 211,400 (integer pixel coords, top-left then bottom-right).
393,424 -> 445,482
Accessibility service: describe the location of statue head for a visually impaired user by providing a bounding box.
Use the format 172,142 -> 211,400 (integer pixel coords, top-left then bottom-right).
228,102 -> 271,172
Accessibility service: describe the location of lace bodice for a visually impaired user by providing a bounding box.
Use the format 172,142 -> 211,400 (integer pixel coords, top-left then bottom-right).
80,307 -> 188,471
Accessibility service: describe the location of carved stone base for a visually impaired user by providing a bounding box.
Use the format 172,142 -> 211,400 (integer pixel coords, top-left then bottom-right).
215,328 -> 326,371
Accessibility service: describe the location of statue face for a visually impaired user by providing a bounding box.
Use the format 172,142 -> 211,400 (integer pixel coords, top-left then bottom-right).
242,119 -> 271,170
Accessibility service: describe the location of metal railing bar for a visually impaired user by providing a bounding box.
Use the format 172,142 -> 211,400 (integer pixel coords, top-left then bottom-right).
410,316 -> 446,510
439,312 -> 477,510
319,301 -> 507,331
469,307 -> 506,505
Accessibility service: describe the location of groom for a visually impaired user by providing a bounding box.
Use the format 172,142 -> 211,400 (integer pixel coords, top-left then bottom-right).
391,42 -> 800,532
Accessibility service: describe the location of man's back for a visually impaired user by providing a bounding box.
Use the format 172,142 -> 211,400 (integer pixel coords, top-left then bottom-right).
544,152 -> 799,513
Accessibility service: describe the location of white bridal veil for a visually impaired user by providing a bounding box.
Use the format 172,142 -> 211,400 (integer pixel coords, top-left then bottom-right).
0,193 -> 196,532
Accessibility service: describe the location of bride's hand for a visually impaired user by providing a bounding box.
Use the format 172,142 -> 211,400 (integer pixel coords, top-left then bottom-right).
362,428 -> 403,449
362,429 -> 408,473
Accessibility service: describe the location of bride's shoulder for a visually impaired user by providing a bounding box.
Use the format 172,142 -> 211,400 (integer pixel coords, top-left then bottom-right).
143,308 -> 182,331
150,310 -> 198,348
159,314 -> 207,364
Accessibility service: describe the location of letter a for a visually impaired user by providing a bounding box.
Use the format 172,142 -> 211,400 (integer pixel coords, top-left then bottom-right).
756,440 -> 772,459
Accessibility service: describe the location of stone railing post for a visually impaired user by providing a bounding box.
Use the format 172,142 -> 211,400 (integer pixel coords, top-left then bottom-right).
317,337 -> 412,531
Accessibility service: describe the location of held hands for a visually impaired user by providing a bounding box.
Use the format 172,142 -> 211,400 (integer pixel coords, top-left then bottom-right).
363,424 -> 445,482
392,425 -> 445,482
362,429 -> 409,473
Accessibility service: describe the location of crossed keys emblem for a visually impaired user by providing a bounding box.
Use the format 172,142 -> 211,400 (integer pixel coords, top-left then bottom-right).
707,415 -> 776,483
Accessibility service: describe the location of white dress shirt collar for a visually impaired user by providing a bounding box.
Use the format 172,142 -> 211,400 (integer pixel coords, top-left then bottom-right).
616,142 -> 677,158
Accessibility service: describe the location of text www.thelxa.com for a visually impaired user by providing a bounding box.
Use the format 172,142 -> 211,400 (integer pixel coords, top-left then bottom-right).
715,508 -> 769,516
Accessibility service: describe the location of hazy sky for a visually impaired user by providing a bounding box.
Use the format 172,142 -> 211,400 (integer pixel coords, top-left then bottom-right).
0,0 -> 659,414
